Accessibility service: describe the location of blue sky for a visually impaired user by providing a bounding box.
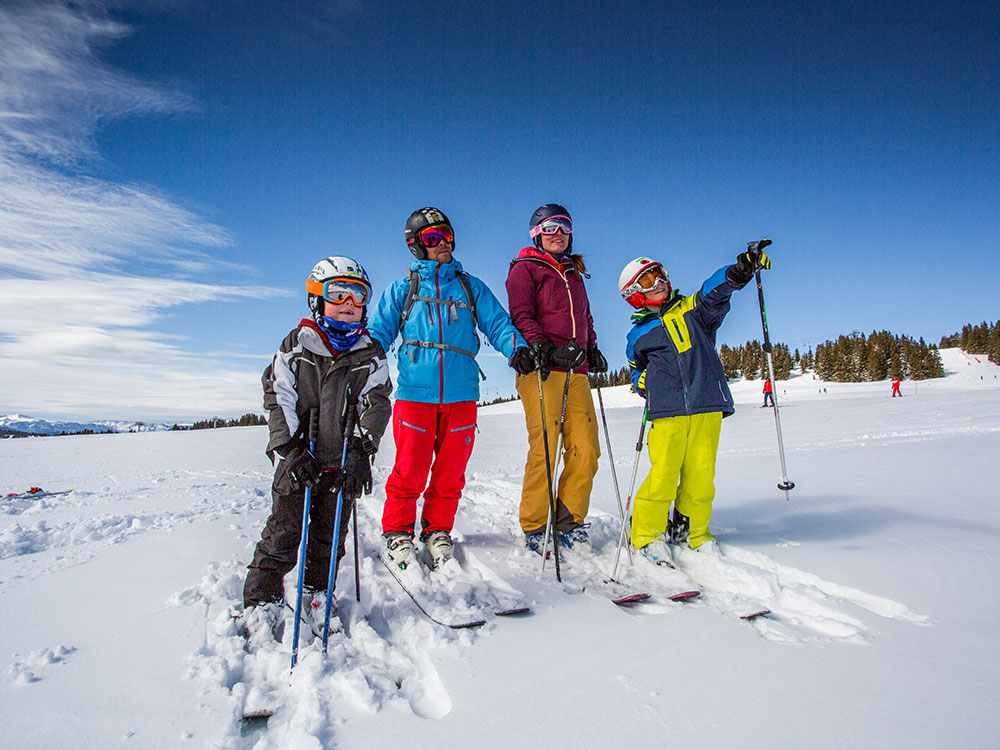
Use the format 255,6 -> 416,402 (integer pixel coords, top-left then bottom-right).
1,0 -> 997,421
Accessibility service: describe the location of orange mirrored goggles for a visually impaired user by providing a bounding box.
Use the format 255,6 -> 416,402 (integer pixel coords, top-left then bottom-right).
306,277 -> 372,306
635,267 -> 668,290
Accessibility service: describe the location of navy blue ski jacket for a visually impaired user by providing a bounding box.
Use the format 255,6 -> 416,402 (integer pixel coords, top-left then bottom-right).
625,266 -> 743,421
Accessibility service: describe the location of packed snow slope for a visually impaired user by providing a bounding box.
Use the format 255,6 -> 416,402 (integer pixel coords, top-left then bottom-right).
2,349 -> 998,749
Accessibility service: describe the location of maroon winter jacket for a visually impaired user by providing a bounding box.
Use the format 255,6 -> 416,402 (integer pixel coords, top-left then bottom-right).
505,247 -> 597,374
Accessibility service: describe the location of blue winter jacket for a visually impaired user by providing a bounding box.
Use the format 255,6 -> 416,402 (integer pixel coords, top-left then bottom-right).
368,259 -> 526,404
626,266 -> 741,421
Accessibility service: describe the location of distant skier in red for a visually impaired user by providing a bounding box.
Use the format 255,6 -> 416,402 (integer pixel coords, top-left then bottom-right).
891,377 -> 903,397
762,378 -> 774,407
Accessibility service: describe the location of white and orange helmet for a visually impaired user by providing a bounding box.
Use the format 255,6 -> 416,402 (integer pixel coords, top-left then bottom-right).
619,257 -> 671,309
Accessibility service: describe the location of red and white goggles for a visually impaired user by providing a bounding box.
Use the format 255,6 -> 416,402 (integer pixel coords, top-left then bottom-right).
306,277 -> 372,306
622,265 -> 669,297
529,215 -> 573,239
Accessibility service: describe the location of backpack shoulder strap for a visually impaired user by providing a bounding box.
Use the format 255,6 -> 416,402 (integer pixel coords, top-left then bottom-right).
455,271 -> 478,330
397,268 -> 422,336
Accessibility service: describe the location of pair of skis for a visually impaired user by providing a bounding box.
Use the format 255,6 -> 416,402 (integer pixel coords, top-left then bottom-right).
4,488 -> 73,500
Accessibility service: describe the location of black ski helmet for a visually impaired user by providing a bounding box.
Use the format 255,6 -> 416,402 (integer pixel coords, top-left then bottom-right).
404,207 -> 454,260
529,203 -> 573,250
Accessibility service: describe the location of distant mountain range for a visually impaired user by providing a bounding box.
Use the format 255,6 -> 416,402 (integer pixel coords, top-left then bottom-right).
0,414 -> 174,436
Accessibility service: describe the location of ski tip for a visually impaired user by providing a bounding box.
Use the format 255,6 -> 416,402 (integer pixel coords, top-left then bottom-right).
740,609 -> 772,621
613,592 -> 651,605
453,619 -> 488,629
242,710 -> 273,722
494,606 -> 531,617
667,590 -> 701,602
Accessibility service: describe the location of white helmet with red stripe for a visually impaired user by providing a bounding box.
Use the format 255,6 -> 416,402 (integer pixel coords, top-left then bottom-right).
306,256 -> 371,315
619,257 -> 671,309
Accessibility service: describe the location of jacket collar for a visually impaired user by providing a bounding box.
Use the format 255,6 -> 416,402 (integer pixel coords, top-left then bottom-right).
629,290 -> 683,325
514,246 -> 574,273
410,257 -> 464,281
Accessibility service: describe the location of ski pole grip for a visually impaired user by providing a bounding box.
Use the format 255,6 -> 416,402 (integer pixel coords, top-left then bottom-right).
307,407 -> 319,448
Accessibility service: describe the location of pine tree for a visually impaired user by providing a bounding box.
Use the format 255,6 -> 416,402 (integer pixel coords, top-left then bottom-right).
771,343 -> 792,380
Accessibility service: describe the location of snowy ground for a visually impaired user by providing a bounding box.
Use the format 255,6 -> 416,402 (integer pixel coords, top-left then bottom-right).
2,348 -> 999,749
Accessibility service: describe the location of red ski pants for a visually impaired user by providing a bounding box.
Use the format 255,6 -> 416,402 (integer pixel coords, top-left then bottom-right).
381,400 -> 478,537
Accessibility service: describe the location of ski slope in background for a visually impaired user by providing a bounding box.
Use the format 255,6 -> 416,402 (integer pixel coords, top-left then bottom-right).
2,349 -> 999,749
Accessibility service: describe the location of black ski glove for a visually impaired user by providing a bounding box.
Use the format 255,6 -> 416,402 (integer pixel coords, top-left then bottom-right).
726,238 -> 773,288
530,338 -> 555,381
550,340 -> 587,371
587,344 -> 608,373
340,435 -> 375,499
510,346 -> 537,376
284,443 -> 321,490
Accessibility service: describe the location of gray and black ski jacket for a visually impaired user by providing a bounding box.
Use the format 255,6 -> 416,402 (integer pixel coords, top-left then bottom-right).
262,319 -> 393,477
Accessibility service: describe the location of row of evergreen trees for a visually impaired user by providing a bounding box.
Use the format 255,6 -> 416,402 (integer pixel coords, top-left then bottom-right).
717,331 -> 948,383
811,331 -> 944,381
718,342 -> 794,381
939,321 -> 1000,364
175,413 -> 267,431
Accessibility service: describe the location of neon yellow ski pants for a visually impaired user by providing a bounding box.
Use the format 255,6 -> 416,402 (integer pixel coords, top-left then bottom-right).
631,411 -> 722,549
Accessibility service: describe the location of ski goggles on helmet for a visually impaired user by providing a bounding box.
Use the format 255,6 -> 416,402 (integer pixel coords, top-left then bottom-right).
622,266 -> 669,297
418,224 -> 455,248
529,215 -> 573,239
306,277 -> 372,306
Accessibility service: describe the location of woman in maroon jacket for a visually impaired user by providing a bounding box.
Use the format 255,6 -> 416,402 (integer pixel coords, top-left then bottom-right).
505,204 -> 608,553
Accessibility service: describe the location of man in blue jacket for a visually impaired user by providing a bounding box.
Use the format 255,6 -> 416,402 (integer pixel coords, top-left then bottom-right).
368,207 -> 533,569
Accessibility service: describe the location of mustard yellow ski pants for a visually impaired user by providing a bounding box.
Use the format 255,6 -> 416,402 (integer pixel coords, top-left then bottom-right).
631,411 -> 722,549
515,372 -> 600,535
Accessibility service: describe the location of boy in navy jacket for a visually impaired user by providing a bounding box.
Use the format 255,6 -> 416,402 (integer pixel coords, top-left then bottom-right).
618,241 -> 771,565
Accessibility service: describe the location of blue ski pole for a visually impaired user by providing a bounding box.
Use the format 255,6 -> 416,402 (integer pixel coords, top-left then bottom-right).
322,403 -> 357,653
290,407 -> 319,671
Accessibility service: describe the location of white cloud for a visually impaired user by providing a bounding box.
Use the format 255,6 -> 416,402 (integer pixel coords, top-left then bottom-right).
0,356 -> 264,422
0,1 -> 286,420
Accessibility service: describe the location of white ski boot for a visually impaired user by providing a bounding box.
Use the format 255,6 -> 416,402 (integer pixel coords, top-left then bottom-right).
385,532 -> 415,569
423,530 -> 454,569
639,538 -> 675,568
236,602 -> 284,649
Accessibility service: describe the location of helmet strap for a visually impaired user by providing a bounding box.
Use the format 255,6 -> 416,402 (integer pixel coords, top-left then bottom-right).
643,285 -> 676,308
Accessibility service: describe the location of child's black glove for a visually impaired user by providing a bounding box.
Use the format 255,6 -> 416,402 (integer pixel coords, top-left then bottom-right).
340,435 -> 375,499
727,239 -> 772,287
550,340 -> 587,370
587,344 -> 608,373
285,444 -> 321,490
510,346 -> 537,375
530,338 -> 555,380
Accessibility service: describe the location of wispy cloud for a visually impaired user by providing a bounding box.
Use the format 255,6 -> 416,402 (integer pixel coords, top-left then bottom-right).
0,0 -> 193,165
0,1 -> 285,421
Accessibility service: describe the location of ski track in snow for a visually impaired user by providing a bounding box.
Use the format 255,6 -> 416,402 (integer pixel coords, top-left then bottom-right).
0,472 -> 271,591
8,645 -> 76,685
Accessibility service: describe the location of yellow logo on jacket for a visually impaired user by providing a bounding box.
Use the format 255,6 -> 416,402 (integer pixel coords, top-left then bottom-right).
660,296 -> 696,353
